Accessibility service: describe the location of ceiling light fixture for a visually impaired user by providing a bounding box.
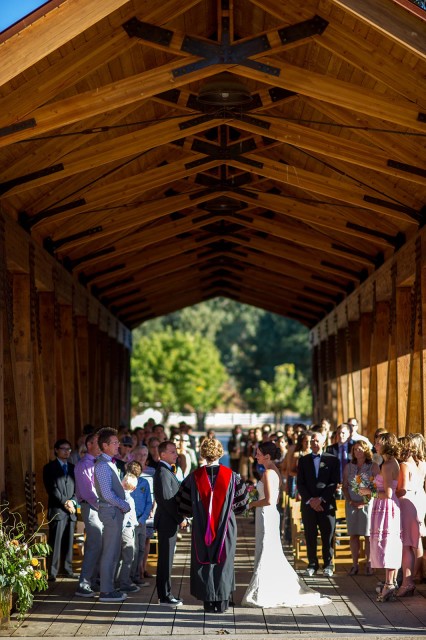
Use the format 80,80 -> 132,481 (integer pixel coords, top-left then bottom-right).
198,72 -> 252,107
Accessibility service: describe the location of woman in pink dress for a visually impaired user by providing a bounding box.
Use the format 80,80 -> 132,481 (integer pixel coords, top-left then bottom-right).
410,433 -> 426,581
360,432 -> 401,602
396,436 -> 422,596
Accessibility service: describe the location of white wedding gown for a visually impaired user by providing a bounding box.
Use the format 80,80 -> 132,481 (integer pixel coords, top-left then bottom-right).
241,474 -> 332,608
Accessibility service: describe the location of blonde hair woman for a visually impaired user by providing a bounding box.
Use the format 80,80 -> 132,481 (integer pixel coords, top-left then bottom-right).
360,432 -> 401,602
177,438 -> 248,613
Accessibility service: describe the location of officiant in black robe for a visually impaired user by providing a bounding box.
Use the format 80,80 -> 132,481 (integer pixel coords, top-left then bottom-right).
177,438 -> 248,613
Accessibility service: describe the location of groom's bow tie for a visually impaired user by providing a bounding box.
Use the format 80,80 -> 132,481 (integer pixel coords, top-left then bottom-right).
312,454 -> 321,459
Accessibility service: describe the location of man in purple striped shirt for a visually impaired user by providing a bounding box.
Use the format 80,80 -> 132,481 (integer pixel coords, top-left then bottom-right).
74,432 -> 102,598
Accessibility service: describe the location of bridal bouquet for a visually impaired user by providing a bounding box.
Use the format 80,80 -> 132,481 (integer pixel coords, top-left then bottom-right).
350,473 -> 377,503
243,484 -> 258,516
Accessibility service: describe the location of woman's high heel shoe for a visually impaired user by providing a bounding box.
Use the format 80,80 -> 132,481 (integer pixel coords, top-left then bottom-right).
376,583 -> 396,602
397,584 -> 416,598
365,563 -> 374,576
348,565 -> 358,576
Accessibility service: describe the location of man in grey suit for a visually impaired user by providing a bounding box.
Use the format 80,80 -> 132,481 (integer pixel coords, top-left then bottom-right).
154,440 -> 187,606
94,427 -> 130,603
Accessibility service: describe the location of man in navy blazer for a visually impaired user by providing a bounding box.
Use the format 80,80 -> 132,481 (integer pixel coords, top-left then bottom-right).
325,423 -> 355,483
297,431 -> 340,577
43,439 -> 78,581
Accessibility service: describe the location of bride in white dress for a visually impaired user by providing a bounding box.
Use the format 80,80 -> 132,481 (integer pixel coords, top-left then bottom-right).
242,441 -> 332,608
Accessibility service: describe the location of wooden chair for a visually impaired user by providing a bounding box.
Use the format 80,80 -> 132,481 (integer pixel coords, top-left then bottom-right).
149,531 -> 158,559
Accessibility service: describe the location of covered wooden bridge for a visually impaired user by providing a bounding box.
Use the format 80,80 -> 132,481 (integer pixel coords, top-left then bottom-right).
0,0 -> 425,510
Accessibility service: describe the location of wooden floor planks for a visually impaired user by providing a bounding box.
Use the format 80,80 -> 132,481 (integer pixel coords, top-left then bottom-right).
2,515 -> 425,637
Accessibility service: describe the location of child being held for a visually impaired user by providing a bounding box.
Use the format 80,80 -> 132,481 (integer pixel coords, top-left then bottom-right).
126,460 -> 153,586
116,472 -> 139,593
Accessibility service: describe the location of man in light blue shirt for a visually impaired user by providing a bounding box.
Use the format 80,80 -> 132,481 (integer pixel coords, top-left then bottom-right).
94,427 -> 130,603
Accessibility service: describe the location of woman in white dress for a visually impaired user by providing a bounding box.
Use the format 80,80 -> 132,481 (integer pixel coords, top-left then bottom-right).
242,441 -> 332,608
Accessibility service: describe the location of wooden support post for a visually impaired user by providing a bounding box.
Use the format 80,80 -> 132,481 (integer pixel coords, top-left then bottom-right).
75,316 -> 90,430
359,312 -> 373,439
39,293 -> 57,450
12,274 -> 35,497
58,305 -> 75,445
396,287 -> 412,436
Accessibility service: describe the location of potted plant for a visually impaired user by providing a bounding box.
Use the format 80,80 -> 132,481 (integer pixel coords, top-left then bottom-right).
0,505 -> 50,625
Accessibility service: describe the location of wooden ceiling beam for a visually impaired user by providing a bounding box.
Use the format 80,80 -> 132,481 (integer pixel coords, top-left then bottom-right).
104,253 -> 337,306
206,288 -> 314,325
226,195 -> 398,247
327,0 -> 426,59
73,230 -> 216,273
249,0 -> 426,59
228,156 -> 420,224
3,117 -> 230,197
305,99 -> 426,169
91,250 -> 203,291
0,60 -> 234,148
0,0 -> 133,88
27,159 -> 222,231
0,0 -> 204,126
233,116 -> 426,187
317,25 -> 426,109
2,38 -> 424,150
220,212 -> 376,265
248,0 -> 426,104
232,250 -> 349,294
230,62 -> 426,132
213,284 -> 319,323
59,204 -> 224,257
123,289 -> 211,326
227,233 -> 366,279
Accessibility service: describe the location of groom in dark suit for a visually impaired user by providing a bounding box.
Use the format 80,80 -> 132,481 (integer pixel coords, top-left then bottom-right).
297,431 -> 340,577
154,440 -> 187,606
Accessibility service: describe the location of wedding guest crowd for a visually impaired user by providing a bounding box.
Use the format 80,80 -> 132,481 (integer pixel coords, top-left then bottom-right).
44,417 -> 426,609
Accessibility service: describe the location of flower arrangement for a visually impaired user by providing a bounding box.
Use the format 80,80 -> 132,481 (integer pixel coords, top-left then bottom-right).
243,484 -> 259,516
350,473 -> 377,503
0,505 -> 50,622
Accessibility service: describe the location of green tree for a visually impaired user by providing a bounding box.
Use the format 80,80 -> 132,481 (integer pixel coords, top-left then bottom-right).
244,363 -> 312,425
132,298 -> 312,410
131,329 -> 227,425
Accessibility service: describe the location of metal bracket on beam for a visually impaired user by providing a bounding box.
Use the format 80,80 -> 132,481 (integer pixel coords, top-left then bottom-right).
157,89 -> 181,104
345,222 -> 404,248
19,199 -> 86,231
0,118 -> 37,138
43,226 -> 103,253
387,159 -> 426,178
179,113 -> 217,130
0,163 -> 64,196
331,243 -> 377,264
173,31 -> 280,78
363,195 -> 421,222
232,113 -> 271,130
321,260 -> 363,279
102,288 -> 140,305
122,17 -> 173,46
81,264 -> 126,285
95,277 -> 135,295
63,247 -> 115,271
278,15 -> 329,45
268,87 -> 297,102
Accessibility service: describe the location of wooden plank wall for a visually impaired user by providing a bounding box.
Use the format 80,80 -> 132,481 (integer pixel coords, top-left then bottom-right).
311,229 -> 426,440
0,214 -> 132,513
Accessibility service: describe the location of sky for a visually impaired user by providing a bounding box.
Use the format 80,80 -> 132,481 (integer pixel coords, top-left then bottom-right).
0,1 -> 49,33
